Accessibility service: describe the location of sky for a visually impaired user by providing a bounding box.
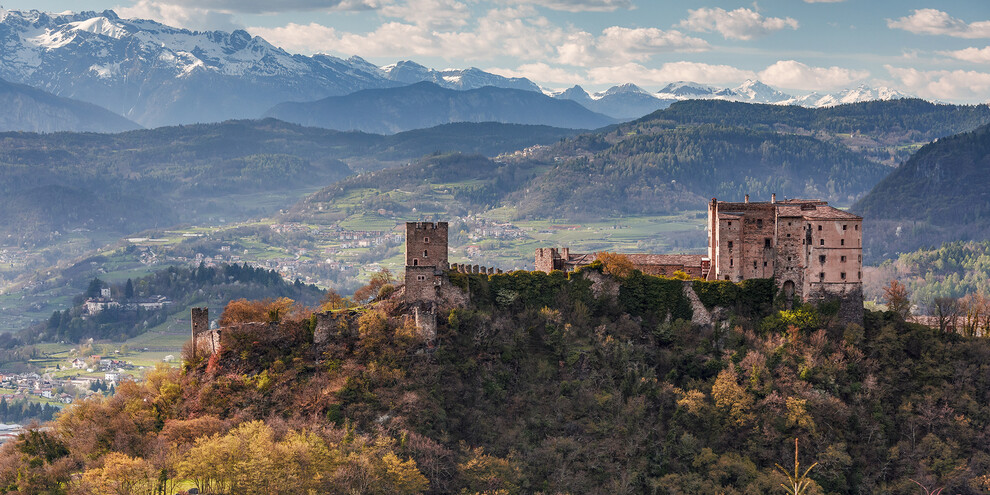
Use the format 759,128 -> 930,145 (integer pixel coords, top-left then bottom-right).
3,0 -> 990,102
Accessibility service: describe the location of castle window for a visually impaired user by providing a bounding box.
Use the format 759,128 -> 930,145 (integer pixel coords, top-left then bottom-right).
424,250 -> 429,257
757,219 -> 763,228
787,233 -> 791,237
764,238 -> 771,248
763,261 -> 768,267
424,237 -> 430,243
417,275 -> 426,281
841,255 -> 847,262
840,239 -> 845,246
753,261 -> 758,268
819,255 -> 826,263
818,225 -> 822,231
820,239 -> 825,246
728,221 -> 732,226
841,272 -> 846,280
855,225 -> 859,230
728,241 -> 733,251
858,255 -> 862,262
787,256 -> 792,261
725,276 -> 730,280
858,271 -> 861,279
819,272 -> 825,280
842,225 -> 847,231
730,258 -> 733,267
788,222 -> 792,226
413,259 -> 418,266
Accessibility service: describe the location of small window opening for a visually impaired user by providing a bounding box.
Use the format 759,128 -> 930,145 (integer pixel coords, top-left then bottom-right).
417,275 -> 426,281
855,225 -> 859,231
424,250 -> 429,257
763,261 -> 768,267
819,255 -> 826,263
730,258 -> 734,267
413,259 -> 419,266
424,237 -> 430,243
840,239 -> 845,246
753,261 -> 758,268
728,241 -> 733,250
819,272 -> 825,280
841,272 -> 847,280
841,255 -> 847,262
820,239 -> 825,246
728,221 -> 732,226
842,225 -> 847,231
764,238 -> 771,248
757,219 -> 763,228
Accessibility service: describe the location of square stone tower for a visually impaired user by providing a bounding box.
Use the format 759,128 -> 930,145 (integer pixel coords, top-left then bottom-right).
405,222 -> 449,301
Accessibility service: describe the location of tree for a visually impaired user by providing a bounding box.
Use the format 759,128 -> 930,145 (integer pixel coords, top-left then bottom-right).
884,280 -> 911,318
124,278 -> 135,299
86,278 -> 105,298
595,252 -> 634,277
929,297 -> 961,333
354,269 -> 395,304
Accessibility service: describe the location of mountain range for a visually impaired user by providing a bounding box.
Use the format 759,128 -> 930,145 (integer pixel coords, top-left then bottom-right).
0,9 -> 926,129
264,82 -> 616,134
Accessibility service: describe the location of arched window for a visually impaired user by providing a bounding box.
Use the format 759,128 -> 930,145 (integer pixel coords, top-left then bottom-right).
413,259 -> 418,266
423,250 -> 428,257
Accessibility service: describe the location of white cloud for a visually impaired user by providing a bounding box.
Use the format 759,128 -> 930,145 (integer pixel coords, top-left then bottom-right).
758,60 -> 868,90
587,61 -> 756,86
116,0 -> 240,31
250,7 -> 706,65
501,0 -> 633,12
886,65 -> 990,101
888,9 -> 990,39
941,46 -> 990,64
487,63 -> 585,85
678,7 -> 798,40
380,0 -> 470,29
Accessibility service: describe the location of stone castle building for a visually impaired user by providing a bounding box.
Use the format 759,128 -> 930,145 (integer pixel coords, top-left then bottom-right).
403,221 -> 450,302
536,196 -> 863,319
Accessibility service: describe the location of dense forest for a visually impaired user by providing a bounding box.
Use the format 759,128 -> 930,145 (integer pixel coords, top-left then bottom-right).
854,123 -> 990,260
23,263 -> 324,344
5,265 -> 990,493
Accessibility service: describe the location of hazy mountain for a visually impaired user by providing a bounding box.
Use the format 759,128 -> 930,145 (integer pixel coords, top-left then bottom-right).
853,123 -> 990,260
553,83 -> 673,120
381,60 -> 541,92
264,82 -> 616,134
0,76 -> 139,132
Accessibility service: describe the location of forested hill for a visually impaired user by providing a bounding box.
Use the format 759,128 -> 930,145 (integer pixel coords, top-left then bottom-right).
638,98 -> 990,167
8,267 -> 990,493
853,123 -> 990,260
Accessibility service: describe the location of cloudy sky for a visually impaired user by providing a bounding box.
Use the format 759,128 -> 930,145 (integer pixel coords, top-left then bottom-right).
6,0 -> 990,102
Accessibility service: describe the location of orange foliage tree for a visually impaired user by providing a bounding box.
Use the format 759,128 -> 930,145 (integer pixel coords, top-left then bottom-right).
595,252 -> 634,278
219,297 -> 298,326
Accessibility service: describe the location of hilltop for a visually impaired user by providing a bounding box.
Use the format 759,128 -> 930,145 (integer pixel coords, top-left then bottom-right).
4,266 -> 990,493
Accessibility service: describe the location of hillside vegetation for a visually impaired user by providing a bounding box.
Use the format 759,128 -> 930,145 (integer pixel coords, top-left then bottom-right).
5,267 -> 990,494
854,123 -> 990,260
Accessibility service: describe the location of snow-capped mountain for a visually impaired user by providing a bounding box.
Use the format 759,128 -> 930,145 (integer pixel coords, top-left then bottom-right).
381,61 -> 540,93
0,10 -> 546,127
732,79 -> 793,104
552,83 -> 673,120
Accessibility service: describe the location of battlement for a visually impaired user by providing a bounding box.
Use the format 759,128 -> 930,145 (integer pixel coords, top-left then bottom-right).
451,263 -> 502,275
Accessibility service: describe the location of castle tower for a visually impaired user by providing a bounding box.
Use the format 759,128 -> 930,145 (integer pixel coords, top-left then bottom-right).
404,222 -> 449,301
190,307 -> 209,360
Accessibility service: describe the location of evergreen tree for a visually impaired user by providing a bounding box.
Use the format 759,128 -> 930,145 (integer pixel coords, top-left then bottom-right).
124,279 -> 134,299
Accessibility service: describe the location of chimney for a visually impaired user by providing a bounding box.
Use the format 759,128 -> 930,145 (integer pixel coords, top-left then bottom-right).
744,194 -> 749,203
771,193 -> 776,204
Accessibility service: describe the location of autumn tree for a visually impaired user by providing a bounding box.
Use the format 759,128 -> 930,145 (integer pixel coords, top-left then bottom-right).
354,269 -> 396,304
595,252 -> 634,278
883,279 -> 911,318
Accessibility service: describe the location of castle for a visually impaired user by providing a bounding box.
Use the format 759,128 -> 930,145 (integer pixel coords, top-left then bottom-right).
191,199 -> 863,354
536,196 -> 863,319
